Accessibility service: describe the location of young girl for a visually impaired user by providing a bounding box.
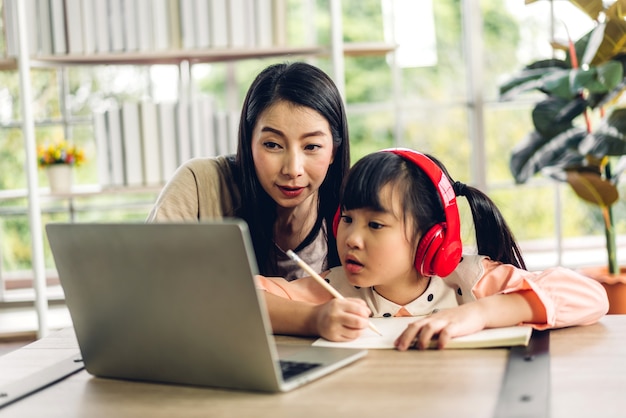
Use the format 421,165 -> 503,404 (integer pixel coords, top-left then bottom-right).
256,148 -> 609,350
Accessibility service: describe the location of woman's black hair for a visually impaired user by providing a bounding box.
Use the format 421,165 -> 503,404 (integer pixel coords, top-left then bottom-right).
341,152 -> 526,270
234,62 -> 350,275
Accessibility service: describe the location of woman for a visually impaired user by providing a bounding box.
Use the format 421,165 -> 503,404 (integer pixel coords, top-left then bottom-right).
147,62 -> 350,282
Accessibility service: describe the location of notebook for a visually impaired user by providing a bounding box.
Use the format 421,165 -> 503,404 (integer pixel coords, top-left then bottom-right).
46,220 -> 367,393
313,317 -> 532,349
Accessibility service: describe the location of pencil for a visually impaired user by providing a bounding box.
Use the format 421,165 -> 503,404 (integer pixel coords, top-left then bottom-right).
286,250 -> 383,336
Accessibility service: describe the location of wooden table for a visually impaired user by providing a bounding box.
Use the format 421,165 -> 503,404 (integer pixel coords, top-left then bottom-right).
1,316 -> 625,418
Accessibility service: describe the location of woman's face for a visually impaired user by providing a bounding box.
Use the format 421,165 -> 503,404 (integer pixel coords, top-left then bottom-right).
251,101 -> 335,209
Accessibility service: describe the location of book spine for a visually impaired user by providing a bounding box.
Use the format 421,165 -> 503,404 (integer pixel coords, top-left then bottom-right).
108,0 -> 125,52
105,105 -> 126,186
80,0 -> 96,54
140,100 -> 163,186
209,0 -> 228,48
157,101 -> 179,182
121,101 -> 144,187
152,0 -> 170,51
64,0 -> 84,55
122,0 -> 139,51
93,111 -> 111,186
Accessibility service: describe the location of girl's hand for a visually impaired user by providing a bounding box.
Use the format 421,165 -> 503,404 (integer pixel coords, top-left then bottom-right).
394,302 -> 488,351
313,298 -> 372,341
394,292 -> 538,351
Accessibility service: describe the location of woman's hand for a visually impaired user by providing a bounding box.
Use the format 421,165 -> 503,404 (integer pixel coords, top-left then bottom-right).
394,292 -> 538,351
313,298 -> 372,341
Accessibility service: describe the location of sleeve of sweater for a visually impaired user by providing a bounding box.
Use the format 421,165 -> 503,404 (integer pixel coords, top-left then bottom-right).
146,157 -> 235,222
255,275 -> 335,304
472,258 -> 609,329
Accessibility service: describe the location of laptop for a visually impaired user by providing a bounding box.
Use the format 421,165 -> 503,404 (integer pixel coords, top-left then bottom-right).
46,220 -> 367,393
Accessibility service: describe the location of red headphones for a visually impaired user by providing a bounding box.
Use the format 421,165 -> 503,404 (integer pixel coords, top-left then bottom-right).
332,148 -> 462,277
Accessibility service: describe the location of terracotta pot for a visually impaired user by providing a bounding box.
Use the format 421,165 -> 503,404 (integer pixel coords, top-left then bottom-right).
579,266 -> 626,314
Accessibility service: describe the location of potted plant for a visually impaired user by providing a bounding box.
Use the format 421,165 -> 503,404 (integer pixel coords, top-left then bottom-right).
37,139 -> 85,193
498,0 -> 626,312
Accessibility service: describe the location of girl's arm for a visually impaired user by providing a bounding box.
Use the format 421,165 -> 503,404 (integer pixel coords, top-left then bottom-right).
257,275 -> 372,341
395,259 -> 609,350
264,292 -> 371,341
472,260 -> 609,329
394,290 -> 543,350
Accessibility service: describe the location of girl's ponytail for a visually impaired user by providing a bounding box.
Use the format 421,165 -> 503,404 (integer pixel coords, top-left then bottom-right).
427,154 -> 526,269
461,185 -> 526,269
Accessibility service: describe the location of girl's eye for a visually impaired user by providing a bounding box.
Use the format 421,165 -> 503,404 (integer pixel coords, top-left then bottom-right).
340,215 -> 352,224
368,221 -> 384,230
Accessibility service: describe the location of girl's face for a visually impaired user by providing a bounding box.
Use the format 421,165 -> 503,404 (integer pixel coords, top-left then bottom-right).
251,101 -> 335,209
336,184 -> 420,292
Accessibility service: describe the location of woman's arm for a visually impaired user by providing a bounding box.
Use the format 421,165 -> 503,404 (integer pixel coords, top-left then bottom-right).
147,163 -> 202,221
147,157 -> 234,222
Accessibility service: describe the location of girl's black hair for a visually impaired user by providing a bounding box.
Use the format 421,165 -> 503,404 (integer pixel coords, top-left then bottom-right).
234,62 -> 350,275
341,152 -> 526,270
340,152 -> 443,252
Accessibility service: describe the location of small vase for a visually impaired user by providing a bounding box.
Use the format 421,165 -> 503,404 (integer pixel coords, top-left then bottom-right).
579,266 -> 626,314
46,164 -> 73,194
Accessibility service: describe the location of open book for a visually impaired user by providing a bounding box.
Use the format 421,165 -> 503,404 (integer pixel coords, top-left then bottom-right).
312,317 -> 532,349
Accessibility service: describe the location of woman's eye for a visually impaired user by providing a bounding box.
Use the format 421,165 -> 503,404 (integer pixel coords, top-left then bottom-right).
304,143 -> 322,151
263,141 -> 281,150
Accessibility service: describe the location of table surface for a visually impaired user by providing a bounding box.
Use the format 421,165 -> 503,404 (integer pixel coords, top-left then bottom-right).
1,316 -> 625,418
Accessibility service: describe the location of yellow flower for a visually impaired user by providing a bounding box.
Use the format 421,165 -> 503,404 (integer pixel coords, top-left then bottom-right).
37,139 -> 85,168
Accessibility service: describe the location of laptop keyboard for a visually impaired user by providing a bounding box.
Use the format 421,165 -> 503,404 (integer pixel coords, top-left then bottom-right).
279,360 -> 322,380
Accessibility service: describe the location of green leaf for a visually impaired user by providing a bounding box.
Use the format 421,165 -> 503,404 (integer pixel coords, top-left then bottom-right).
581,23 -> 606,65
541,69 -> 576,99
510,127 -> 587,183
574,60 -> 625,96
595,60 -> 624,90
499,59 -> 569,99
579,107 -> 626,156
572,67 -> 608,93
531,97 -> 578,136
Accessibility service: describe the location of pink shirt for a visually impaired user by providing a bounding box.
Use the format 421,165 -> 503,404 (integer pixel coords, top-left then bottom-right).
256,255 -> 609,329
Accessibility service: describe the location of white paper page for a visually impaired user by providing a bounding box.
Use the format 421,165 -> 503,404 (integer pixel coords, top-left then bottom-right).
312,317 -> 532,349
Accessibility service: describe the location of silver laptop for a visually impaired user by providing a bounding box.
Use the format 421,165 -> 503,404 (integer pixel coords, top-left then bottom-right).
46,220 -> 366,392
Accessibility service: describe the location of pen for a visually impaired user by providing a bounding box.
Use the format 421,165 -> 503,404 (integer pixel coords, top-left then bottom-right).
286,250 -> 383,336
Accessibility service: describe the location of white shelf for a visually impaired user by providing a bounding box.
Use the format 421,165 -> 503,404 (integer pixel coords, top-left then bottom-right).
28,45 -> 325,66
0,184 -> 163,202
0,42 -> 396,69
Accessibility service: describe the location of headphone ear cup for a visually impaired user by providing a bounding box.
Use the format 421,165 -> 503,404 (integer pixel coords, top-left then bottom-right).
415,223 -> 446,276
332,207 -> 341,237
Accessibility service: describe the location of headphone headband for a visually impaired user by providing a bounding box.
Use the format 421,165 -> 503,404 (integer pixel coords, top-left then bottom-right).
380,148 -> 462,276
